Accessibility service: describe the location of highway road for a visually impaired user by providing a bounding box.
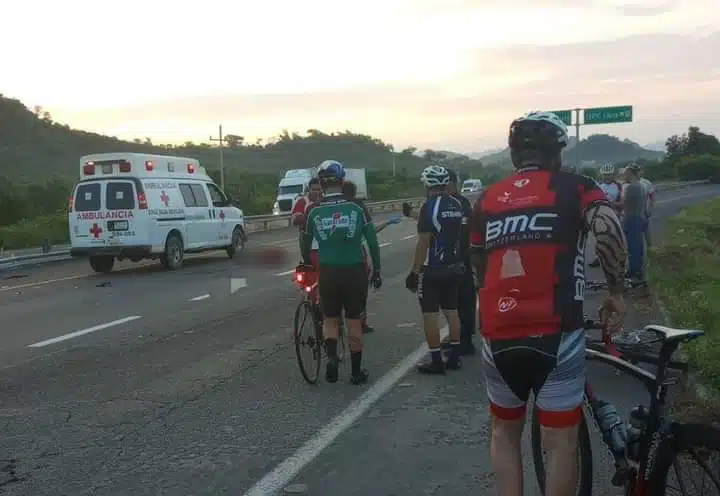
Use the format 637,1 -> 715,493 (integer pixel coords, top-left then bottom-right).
0,184 -> 717,495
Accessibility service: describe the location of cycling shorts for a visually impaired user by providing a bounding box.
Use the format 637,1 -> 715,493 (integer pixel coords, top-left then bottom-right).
481,329 -> 585,428
418,266 -> 460,313
319,264 -> 368,319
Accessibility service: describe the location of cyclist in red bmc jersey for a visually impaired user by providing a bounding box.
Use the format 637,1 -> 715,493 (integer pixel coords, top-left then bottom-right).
470,111 -> 628,496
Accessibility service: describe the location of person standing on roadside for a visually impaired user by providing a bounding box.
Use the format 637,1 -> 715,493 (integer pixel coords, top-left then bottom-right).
621,164 -> 647,281
589,164 -> 623,268
638,170 -> 656,248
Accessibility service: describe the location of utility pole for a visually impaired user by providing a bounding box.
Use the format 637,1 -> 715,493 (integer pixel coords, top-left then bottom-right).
392,153 -> 396,177
209,124 -> 225,190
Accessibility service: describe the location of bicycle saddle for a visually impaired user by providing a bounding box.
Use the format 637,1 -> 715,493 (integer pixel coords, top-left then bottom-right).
644,324 -> 704,344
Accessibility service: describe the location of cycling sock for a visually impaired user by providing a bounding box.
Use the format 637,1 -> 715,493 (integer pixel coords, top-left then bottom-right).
351,351 -> 362,376
449,341 -> 460,353
429,348 -> 442,364
325,338 -> 338,359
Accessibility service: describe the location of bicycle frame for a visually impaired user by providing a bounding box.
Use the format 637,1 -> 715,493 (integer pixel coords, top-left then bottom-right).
583,323 -> 685,493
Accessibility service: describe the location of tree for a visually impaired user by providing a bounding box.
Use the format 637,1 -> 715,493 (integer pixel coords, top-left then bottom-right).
224,134 -> 244,148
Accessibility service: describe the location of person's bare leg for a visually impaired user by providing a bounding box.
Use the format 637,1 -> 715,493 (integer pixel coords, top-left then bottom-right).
442,308 -> 461,342
422,312 -> 441,348
542,424 -> 580,496
491,416 -> 525,496
323,317 -> 340,341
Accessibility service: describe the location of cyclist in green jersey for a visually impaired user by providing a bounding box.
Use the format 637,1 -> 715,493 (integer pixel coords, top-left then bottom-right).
301,160 -> 382,385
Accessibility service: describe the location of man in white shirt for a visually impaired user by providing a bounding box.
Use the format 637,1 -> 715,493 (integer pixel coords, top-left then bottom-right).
620,165 -> 656,247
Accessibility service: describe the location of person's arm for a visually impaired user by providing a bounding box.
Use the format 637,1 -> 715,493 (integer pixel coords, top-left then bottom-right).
374,219 -> 390,233
469,195 -> 487,284
300,206 -> 315,265
411,203 -> 430,273
291,197 -> 307,227
580,179 -> 627,295
362,214 -> 381,272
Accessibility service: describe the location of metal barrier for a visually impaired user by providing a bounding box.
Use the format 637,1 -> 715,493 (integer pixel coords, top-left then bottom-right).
0,180 -> 710,269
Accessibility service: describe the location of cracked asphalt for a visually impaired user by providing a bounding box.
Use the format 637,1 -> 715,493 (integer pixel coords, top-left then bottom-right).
0,185 -> 718,495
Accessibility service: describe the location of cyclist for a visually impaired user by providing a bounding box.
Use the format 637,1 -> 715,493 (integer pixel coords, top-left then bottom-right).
589,163 -> 623,267
470,111 -> 628,496
292,177 -> 323,265
621,164 -> 647,281
405,165 -> 464,374
301,160 -> 382,385
342,180 -> 401,335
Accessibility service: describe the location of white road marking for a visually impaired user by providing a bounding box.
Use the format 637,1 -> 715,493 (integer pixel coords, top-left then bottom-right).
28,316 -> 143,348
402,234 -> 416,240
230,277 -> 248,294
274,269 -> 296,276
243,325 -> 449,496
379,242 -> 392,248
189,294 -> 211,301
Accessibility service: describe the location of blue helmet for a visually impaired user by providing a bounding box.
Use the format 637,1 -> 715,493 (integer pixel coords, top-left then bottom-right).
317,160 -> 346,181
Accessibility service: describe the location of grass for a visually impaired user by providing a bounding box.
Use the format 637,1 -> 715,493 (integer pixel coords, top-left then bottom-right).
649,197 -> 720,397
0,212 -> 69,252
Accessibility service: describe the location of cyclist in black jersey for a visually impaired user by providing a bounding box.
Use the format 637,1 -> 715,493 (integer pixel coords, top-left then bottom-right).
405,165 -> 464,374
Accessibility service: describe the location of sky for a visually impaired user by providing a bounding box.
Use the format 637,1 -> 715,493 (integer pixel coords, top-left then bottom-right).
3,0 -> 719,154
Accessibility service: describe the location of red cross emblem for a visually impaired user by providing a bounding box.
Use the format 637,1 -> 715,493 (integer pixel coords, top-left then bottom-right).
89,223 -> 103,238
160,191 -> 170,207
219,210 -> 225,221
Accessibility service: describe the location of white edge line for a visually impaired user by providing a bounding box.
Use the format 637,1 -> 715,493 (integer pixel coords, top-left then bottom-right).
274,269 -> 296,276
378,242 -> 392,248
402,234 -> 416,240
28,316 -> 143,348
243,325 -> 449,496
189,294 -> 211,301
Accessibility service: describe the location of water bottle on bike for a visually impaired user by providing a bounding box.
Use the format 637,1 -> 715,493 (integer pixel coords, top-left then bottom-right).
592,398 -> 628,457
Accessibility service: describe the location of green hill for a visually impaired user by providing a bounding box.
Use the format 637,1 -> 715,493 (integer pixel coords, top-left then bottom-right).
479,134 -> 663,166
0,94 -> 486,183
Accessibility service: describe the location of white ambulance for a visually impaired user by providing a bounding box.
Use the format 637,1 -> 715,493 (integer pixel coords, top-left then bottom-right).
68,153 -> 247,273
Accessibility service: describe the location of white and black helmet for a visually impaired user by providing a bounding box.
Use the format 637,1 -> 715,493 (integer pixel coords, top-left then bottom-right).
508,110 -> 570,151
599,163 -> 615,175
420,165 -> 450,187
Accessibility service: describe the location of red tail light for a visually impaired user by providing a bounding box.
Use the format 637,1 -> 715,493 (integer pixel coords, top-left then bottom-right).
145,161 -> 154,171
119,161 -> 132,173
68,195 -> 75,212
187,164 -> 195,173
295,271 -> 304,283
83,163 -> 95,175
137,192 -> 148,209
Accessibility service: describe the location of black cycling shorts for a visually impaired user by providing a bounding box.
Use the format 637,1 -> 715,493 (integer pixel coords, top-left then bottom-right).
418,266 -> 460,313
319,264 -> 368,319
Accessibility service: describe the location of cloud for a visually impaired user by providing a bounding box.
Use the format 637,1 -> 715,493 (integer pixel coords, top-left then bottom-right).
52,31 -> 720,153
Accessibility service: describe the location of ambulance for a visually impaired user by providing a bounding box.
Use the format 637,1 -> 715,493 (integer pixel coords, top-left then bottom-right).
68,153 -> 247,273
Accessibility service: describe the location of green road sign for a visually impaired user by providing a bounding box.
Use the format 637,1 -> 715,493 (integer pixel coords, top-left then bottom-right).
583,105 -> 633,125
549,110 -> 572,126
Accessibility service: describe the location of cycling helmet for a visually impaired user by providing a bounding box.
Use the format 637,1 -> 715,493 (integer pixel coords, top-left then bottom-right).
508,111 -> 569,151
420,165 -> 450,187
316,160 -> 346,181
599,163 -> 616,175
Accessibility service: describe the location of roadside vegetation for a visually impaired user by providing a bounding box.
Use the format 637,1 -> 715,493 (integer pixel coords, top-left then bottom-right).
650,197 -> 720,397
1,93 -> 719,250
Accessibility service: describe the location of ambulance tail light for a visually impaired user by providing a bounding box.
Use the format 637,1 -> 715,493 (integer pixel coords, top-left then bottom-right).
187,164 -> 195,173
68,195 -> 75,212
137,192 -> 148,209
83,163 -> 95,175
145,160 -> 154,171
119,161 -> 132,173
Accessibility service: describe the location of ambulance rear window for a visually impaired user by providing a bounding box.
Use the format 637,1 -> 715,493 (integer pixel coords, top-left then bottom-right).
106,182 -> 135,210
74,183 -> 101,211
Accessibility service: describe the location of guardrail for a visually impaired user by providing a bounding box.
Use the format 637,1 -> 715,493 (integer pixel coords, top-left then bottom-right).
0,180 -> 711,270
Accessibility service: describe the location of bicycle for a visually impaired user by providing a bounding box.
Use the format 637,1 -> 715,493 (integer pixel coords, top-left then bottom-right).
292,264 -> 346,385
530,316 -> 720,495
585,278 -> 648,292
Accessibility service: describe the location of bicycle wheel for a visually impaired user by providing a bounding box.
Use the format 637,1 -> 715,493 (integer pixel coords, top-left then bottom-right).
294,300 -> 322,384
531,406 -> 594,495
648,422 -> 720,495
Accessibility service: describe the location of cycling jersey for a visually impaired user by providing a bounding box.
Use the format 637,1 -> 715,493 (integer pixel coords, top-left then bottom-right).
304,193 -> 381,270
470,167 -> 607,340
293,196 -> 319,252
417,192 -> 465,313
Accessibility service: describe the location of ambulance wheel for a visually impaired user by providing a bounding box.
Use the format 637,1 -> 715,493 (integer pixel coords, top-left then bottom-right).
161,233 -> 184,271
226,226 -> 245,259
89,255 -> 115,273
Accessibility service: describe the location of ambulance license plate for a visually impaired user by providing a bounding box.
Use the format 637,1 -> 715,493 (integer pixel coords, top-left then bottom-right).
108,220 -> 129,231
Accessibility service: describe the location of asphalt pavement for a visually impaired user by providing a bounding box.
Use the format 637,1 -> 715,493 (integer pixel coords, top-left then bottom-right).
0,185 -> 718,496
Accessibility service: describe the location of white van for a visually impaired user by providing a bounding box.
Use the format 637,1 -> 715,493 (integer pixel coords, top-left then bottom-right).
68,153 -> 247,273
461,179 -> 483,193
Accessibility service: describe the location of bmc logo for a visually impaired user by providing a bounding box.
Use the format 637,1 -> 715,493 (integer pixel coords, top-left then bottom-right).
485,213 -> 558,242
